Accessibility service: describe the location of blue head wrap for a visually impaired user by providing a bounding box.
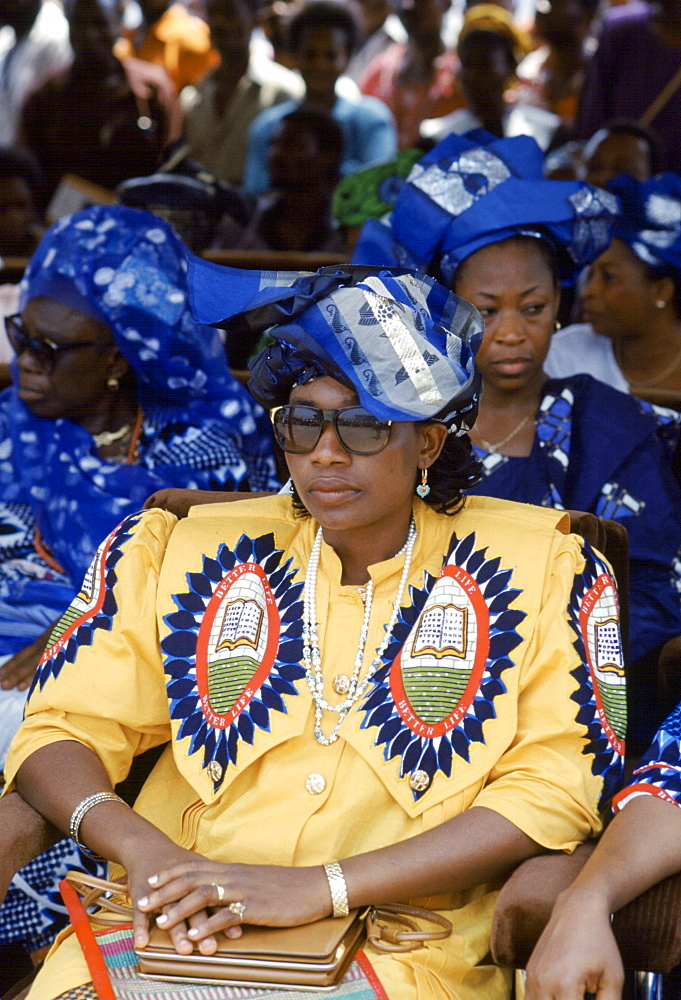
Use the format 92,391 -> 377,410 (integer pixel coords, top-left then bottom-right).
0,205 -> 276,635
20,204 -> 235,409
352,131 -> 620,285
187,257 -> 484,436
606,172 -> 681,272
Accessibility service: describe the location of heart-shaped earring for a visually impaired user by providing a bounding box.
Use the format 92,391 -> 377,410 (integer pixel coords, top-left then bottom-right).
416,468 -> 430,498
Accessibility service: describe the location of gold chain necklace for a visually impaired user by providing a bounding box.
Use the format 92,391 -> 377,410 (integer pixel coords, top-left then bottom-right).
615,341 -> 681,390
474,411 -> 534,455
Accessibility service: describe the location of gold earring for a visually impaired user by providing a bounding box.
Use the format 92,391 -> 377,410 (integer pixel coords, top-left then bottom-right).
107,376 -> 119,391
656,299 -> 666,310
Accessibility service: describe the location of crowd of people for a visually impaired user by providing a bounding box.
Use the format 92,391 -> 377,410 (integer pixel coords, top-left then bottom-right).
0,1 -> 680,999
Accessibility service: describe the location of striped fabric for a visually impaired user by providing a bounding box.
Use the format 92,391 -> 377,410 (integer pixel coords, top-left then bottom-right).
55,926 -> 387,1000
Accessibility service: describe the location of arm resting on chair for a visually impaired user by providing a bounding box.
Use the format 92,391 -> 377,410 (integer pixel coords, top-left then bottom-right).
523,795 -> 681,1000
0,792 -> 60,906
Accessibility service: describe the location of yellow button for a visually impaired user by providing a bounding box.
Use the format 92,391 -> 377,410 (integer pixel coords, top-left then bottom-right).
305,773 -> 326,795
409,769 -> 430,792
207,760 -> 223,782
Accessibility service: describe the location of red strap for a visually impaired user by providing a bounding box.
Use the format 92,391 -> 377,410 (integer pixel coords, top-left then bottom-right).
356,950 -> 391,1000
59,879 -> 118,1000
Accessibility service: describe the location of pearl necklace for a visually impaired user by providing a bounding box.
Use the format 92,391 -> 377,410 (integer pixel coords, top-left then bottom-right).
303,520 -> 417,746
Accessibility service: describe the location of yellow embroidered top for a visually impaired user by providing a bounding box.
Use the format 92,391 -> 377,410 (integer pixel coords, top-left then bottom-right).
5,495 -> 625,1000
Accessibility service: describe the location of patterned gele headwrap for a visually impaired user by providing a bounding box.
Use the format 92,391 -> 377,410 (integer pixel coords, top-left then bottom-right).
352,131 -> 620,286
186,256 -> 484,436
607,172 -> 681,272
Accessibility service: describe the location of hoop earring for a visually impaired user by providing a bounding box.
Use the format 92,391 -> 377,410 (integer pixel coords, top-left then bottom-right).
416,468 -> 430,499
107,376 -> 119,391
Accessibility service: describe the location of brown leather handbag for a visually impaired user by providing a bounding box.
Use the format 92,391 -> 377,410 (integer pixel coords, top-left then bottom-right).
63,871 -> 452,992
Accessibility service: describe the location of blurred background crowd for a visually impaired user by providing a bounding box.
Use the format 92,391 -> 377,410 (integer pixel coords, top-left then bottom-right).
0,0 -> 677,283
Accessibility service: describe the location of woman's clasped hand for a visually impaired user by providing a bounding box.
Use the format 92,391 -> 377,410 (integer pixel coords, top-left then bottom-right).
135,859 -> 330,949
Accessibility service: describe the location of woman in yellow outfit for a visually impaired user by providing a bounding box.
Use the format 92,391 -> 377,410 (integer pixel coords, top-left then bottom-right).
3,262 -> 624,1000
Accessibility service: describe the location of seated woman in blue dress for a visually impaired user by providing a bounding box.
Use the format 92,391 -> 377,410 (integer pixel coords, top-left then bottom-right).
0,203 -> 278,962
352,131 -> 681,744
525,699 -> 681,1000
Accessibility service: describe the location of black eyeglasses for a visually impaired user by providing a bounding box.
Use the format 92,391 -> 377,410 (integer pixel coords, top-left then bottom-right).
6,314 -> 99,373
271,404 -> 393,455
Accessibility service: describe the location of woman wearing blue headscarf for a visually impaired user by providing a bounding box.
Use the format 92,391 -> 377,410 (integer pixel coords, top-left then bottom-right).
353,131 -> 681,743
0,204 -> 279,763
545,172 -> 681,406
2,262 -> 623,1000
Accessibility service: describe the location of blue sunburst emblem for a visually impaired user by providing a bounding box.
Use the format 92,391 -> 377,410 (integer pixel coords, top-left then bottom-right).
360,531 -> 526,801
162,532 -> 305,791
30,511 -> 142,693
568,542 -> 625,804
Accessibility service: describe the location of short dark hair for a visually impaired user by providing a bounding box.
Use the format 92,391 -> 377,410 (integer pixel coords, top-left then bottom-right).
458,28 -> 517,71
595,118 -> 667,176
0,146 -> 43,203
288,1 -> 360,56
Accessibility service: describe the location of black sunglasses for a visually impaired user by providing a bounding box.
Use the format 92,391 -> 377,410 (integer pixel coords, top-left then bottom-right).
270,404 -> 393,455
6,314 -> 99,373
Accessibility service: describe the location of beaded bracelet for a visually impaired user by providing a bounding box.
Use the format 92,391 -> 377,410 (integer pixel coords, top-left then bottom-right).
323,861 -> 349,918
69,792 -> 127,858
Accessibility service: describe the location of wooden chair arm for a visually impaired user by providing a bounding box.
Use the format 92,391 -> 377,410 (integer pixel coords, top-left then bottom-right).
143,488 -> 275,519
491,844 -> 681,974
490,843 -> 596,969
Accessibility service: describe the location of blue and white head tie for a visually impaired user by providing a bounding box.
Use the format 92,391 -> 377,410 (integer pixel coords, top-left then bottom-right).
20,204 -> 234,409
607,172 -> 681,272
187,257 -> 484,435
352,130 -> 620,286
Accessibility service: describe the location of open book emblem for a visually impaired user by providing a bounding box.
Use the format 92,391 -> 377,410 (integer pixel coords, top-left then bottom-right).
411,603 -> 468,660
594,618 -> 624,677
217,599 -> 264,653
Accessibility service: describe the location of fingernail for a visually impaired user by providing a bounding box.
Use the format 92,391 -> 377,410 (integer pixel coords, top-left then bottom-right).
156,914 -> 168,926
148,875 -> 159,885
138,896 -> 149,908
134,934 -> 146,948
188,928 -> 199,938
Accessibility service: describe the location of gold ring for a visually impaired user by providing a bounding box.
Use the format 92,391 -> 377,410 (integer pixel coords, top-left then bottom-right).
212,883 -> 226,904
227,900 -> 247,922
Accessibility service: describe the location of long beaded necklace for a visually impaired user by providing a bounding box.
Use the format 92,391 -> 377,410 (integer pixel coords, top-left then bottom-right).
303,520 -> 417,746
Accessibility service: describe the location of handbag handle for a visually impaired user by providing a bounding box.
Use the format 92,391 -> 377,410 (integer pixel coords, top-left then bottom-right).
65,871 -> 453,953
64,870 -> 133,926
366,902 -> 453,954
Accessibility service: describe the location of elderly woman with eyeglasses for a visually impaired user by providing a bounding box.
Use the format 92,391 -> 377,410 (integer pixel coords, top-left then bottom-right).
0,205 -> 279,765
1,260 -> 624,1000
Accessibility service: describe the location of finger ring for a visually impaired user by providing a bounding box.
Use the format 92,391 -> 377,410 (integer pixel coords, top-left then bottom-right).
212,883 -> 226,904
227,900 -> 247,922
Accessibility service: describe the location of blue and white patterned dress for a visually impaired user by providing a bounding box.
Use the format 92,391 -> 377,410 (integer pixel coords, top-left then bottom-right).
468,373 -> 681,684
0,205 -> 279,953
